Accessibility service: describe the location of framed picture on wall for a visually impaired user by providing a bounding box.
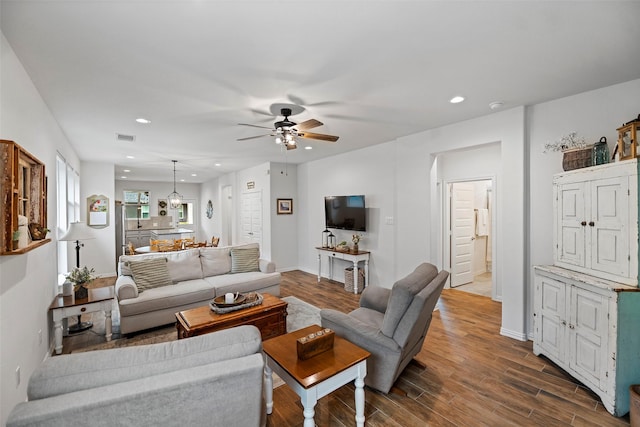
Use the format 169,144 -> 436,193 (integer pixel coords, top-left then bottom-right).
277,198 -> 293,215
87,194 -> 109,227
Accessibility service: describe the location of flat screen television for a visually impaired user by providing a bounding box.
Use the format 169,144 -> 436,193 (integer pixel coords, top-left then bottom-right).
324,195 -> 366,231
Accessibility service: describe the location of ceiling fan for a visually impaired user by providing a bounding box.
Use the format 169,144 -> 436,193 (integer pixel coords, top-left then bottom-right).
237,107 -> 339,150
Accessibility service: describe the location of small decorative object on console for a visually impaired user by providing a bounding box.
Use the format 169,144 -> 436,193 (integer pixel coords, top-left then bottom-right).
297,328 -> 335,360
617,114 -> 640,161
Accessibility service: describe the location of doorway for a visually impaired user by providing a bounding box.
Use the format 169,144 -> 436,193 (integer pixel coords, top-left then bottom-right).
446,179 -> 494,298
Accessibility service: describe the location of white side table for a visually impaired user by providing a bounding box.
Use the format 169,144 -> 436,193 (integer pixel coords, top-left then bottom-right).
263,325 -> 370,427
49,285 -> 115,354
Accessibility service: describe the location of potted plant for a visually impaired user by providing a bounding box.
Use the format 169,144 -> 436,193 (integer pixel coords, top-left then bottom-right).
12,230 -> 20,250
65,266 -> 96,299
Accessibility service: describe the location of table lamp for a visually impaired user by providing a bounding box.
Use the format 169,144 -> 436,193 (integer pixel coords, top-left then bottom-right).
59,221 -> 95,332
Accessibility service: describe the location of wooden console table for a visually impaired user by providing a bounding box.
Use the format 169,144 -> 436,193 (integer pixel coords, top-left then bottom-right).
49,284 -> 115,354
315,247 -> 370,294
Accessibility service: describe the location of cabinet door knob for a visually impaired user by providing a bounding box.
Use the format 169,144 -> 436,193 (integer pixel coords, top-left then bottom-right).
569,324 -> 575,329
589,221 -> 595,227
562,320 -> 566,326
581,221 -> 587,226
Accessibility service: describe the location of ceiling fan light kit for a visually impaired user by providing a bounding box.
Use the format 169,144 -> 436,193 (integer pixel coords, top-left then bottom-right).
238,107 -> 339,150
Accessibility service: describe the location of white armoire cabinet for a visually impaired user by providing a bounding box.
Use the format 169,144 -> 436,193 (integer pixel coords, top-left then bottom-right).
554,160 -> 637,286
534,160 -> 640,417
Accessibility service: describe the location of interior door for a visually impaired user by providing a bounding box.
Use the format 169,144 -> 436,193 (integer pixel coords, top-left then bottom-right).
450,182 -> 475,287
241,190 -> 262,246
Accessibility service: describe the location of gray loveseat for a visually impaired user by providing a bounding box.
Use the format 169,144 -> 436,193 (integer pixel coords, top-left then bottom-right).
116,243 -> 280,334
7,325 -> 265,427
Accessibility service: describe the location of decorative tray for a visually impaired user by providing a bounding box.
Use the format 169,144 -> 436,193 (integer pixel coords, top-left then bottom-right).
212,293 -> 247,308
209,292 -> 263,314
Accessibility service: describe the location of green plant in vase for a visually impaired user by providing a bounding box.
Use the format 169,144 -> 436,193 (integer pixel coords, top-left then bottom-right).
12,230 -> 20,250
66,266 -> 95,299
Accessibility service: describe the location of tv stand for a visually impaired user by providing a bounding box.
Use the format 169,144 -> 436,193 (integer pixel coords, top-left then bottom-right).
315,247 -> 370,294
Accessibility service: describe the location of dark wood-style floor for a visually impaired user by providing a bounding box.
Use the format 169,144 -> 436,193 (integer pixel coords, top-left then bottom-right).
65,270 -> 631,426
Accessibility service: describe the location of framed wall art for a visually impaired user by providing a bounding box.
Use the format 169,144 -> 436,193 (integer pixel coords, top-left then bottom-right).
277,198 -> 293,215
87,194 -> 109,227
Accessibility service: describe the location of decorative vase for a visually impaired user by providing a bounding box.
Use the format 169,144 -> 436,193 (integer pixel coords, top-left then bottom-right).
352,244 -> 359,254
74,283 -> 89,299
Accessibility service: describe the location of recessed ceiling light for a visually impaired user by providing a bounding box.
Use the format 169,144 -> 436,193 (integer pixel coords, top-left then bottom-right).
121,176 -> 127,179
123,169 -> 130,173
214,163 -> 221,167
191,173 -> 197,177
126,155 -> 135,159
450,96 -> 465,104
135,117 -> 151,124
305,146 -> 313,150
180,179 -> 185,182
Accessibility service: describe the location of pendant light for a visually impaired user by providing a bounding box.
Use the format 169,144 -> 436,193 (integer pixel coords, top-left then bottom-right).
168,160 -> 183,209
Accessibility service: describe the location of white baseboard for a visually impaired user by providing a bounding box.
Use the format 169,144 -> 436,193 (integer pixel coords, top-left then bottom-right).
500,327 -> 528,342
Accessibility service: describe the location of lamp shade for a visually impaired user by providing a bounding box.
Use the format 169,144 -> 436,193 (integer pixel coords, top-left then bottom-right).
59,221 -> 95,242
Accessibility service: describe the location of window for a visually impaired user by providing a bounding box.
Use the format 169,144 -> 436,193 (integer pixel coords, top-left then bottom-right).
123,190 -> 150,220
56,154 -> 79,280
178,202 -> 194,225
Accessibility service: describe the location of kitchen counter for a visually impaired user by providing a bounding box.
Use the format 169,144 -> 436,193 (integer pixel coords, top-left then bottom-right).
150,228 -> 194,241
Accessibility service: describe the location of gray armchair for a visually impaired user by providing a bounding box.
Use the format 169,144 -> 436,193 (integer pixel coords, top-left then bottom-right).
320,263 -> 448,393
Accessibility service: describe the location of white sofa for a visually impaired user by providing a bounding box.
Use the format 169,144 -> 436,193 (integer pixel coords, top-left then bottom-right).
116,243 -> 281,334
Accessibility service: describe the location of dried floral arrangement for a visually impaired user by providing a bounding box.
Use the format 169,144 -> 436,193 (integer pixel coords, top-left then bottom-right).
543,132 -> 588,153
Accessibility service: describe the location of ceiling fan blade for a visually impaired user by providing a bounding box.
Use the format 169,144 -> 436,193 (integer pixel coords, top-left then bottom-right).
298,131 -> 339,142
238,123 -> 273,130
296,119 -> 323,131
237,134 -> 273,141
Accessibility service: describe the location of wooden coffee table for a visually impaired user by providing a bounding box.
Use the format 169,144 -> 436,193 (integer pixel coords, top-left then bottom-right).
263,324 -> 370,427
175,293 -> 287,340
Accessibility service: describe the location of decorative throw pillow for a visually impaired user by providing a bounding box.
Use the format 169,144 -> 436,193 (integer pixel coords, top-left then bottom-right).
230,247 -> 260,273
128,257 -> 173,292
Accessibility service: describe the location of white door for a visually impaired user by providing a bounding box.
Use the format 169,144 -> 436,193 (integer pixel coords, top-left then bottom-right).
557,181 -> 587,268
569,286 -> 607,388
589,176 -> 629,277
450,183 -> 475,287
534,275 -> 566,362
240,190 -> 262,246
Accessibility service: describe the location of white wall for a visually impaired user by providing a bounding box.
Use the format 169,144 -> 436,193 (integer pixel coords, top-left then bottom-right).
80,162 -> 116,277
199,177 -> 220,245
270,162 -> 298,271
0,33 -> 80,425
527,78 -> 640,336
298,142 -> 398,286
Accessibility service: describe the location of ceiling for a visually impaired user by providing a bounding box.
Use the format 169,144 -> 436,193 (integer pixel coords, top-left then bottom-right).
2,1 -> 640,183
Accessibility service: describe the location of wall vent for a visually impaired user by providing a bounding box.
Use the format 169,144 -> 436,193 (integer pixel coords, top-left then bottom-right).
116,133 -> 136,142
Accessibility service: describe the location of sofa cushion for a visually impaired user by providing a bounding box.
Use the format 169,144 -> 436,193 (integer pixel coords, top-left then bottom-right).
381,263 -> 438,337
230,247 -> 260,273
165,249 -> 203,282
200,246 -> 231,276
204,271 -> 281,296
129,258 -> 173,292
118,279 -> 214,317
